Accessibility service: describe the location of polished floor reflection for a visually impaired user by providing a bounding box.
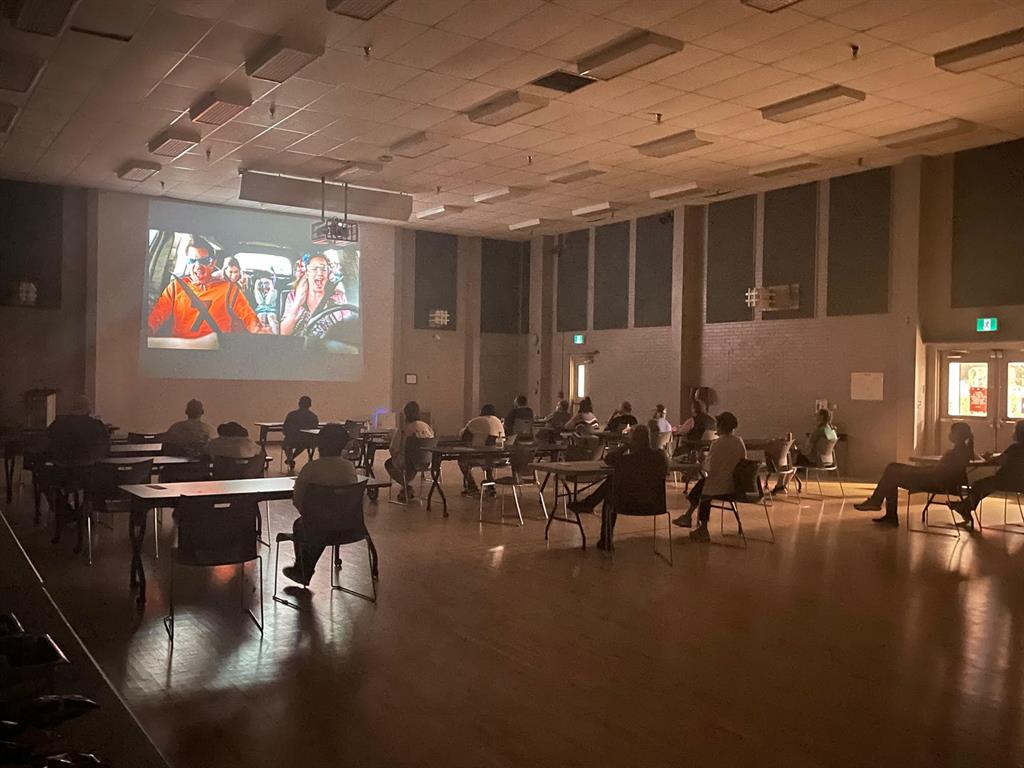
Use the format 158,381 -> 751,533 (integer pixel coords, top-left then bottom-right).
5,467 -> 1024,768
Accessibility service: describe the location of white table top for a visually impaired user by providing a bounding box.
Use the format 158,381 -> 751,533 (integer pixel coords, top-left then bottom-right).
98,456 -> 192,466
120,474 -> 388,501
110,443 -> 162,455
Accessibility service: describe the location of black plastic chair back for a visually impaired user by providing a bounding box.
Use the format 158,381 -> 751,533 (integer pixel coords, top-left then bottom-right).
764,438 -> 795,471
511,419 -> 534,442
160,459 -> 211,483
175,497 -> 259,567
90,460 -> 153,502
301,481 -> 369,547
211,453 -> 266,480
733,459 -> 764,502
405,436 -> 437,474
509,444 -> 536,482
127,432 -> 159,443
344,421 -> 364,439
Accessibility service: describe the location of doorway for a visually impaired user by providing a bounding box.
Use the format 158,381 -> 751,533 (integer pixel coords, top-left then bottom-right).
937,348 -> 1024,453
568,354 -> 593,405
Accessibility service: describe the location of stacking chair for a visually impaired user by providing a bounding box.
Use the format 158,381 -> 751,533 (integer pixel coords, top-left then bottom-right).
480,444 -> 547,525
706,459 -> 775,547
388,436 -> 436,505
905,478 -> 970,538
164,496 -> 263,641
762,437 -> 797,501
974,480 -> 1024,533
212,453 -> 271,545
509,418 -> 535,445
273,481 -> 376,607
610,464 -> 673,564
794,438 -> 845,498
86,459 -> 154,565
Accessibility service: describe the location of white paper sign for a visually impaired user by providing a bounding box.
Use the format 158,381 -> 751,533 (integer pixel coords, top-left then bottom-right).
851,372 -> 884,401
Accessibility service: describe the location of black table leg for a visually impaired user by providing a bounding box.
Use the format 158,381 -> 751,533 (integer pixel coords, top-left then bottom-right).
259,426 -> 269,449
128,501 -> 148,607
3,453 -> 14,504
426,455 -> 447,517
542,475 -> 586,549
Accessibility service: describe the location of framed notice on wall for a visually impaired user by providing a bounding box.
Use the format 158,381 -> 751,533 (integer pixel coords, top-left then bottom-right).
851,372 -> 884,401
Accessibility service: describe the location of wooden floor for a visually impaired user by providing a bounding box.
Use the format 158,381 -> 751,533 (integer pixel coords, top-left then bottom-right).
4,459 -> 1024,768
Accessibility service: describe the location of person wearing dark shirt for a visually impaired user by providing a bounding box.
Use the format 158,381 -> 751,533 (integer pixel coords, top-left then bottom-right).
568,424 -> 667,551
678,399 -> 716,442
606,401 -> 638,433
46,395 -> 110,466
283,395 -> 319,472
565,396 -> 599,433
854,422 -> 975,526
504,394 -> 535,440
951,421 -> 1024,526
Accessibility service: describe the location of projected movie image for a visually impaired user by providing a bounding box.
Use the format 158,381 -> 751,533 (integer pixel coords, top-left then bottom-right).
141,199 -> 362,382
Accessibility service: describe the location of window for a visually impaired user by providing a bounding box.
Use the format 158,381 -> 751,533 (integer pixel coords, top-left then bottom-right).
1008,363 -> 1024,420
948,362 -> 989,417
575,363 -> 587,400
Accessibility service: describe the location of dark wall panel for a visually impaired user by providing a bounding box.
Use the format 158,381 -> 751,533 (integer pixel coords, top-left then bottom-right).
481,238 -> 530,334
0,179 -> 63,307
593,221 -> 629,330
828,168 -> 890,316
952,138 -> 1024,308
557,229 -> 589,332
706,196 -> 755,324
414,231 -> 458,330
763,182 -> 816,320
635,212 -> 673,327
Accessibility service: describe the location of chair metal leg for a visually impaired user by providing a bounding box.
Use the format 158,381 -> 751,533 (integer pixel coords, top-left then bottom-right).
152,508 -> 160,559
163,562 -> 175,642
243,558 -> 264,634
331,539 -> 378,603
512,485 -> 524,526
763,498 -> 775,543
272,538 -> 282,603
836,470 -> 846,498
86,512 -> 93,566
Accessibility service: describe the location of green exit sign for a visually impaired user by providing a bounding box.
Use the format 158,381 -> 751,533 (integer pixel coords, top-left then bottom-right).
977,317 -> 999,333
572,333 -> 585,345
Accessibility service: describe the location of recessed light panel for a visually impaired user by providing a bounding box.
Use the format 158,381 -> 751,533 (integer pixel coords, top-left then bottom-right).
245,38 -> 323,83
934,27 -> 1024,73
391,131 -> 447,158
190,91 -> 252,125
577,31 -> 684,80
649,182 -> 707,201
415,205 -> 462,220
635,129 -> 712,158
878,118 -> 976,149
750,156 -> 819,177
148,128 -> 200,158
509,218 -> 544,231
546,162 -> 605,184
761,85 -> 865,123
467,91 -> 548,126
741,0 -> 804,11
117,160 -> 161,181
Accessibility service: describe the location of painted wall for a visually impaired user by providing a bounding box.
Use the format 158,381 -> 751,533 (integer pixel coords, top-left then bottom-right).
87,191 -> 396,434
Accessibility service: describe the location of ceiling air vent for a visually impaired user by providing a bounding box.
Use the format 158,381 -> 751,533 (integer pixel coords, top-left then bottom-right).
530,70 -> 596,93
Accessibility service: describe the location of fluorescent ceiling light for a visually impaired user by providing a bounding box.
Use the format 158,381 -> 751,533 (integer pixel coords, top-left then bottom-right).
577,31 -> 684,80
509,218 -> 544,232
934,27 -> 1024,73
878,118 -> 976,149
148,128 -> 200,157
325,0 -> 396,20
0,51 -> 45,93
741,0 -> 804,11
649,182 -> 707,201
547,162 -> 605,184
415,205 -> 462,220
117,160 -> 161,182
467,91 -> 548,126
473,187 -> 523,204
190,91 -> 252,125
12,0 -> 78,35
750,156 -> 819,177
761,85 -> 865,123
0,102 -> 21,134
245,38 -> 322,83
572,202 -> 616,219
635,129 -> 712,158
390,131 -> 447,158
331,161 -> 383,180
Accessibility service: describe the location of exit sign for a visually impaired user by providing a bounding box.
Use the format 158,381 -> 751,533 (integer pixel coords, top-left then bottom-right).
572,333 -> 585,345
977,317 -> 999,333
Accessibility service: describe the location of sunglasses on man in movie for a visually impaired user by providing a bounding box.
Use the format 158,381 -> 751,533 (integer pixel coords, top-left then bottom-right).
189,255 -> 215,266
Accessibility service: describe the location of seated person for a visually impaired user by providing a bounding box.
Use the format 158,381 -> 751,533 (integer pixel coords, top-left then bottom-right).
854,422 -> 975,526
773,408 -> 838,493
650,404 -> 673,454
459,404 -> 505,496
677,399 -> 716,443
504,394 -> 535,440
46,395 -> 110,467
385,401 -> 435,502
207,422 -> 263,459
282,424 -> 358,586
952,421 -> 1024,526
606,401 -> 638,434
565,396 -> 599,433
162,399 -> 216,457
673,411 -> 746,542
568,424 -> 667,551
283,395 -> 319,472
539,399 -> 571,441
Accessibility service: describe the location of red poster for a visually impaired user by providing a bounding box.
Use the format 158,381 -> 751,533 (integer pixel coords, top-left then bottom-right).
969,387 -> 988,415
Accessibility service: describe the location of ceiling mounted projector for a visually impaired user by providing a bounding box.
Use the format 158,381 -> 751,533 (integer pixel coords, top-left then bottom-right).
312,218 -> 359,245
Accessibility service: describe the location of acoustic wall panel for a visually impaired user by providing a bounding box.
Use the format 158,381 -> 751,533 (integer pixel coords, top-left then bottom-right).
556,229 -> 589,332
763,182 -> 816,320
414,230 -> 458,330
635,212 -> 673,327
706,196 -> 755,324
828,168 -> 890,316
593,221 -> 629,330
481,238 -> 530,333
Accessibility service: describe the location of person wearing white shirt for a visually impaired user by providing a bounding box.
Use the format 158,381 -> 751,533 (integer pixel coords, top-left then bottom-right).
673,411 -> 746,542
459,404 -> 505,495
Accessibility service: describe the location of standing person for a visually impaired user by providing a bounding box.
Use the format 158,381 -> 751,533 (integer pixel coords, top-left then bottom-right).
459,404 -> 505,496
385,401 -> 435,503
565,397 -> 599,433
606,402 -> 637,434
162,399 -> 216,457
503,395 -> 534,439
952,421 -> 1024,526
673,411 -> 746,539
282,395 -> 319,473
282,424 -> 359,586
280,253 -> 353,338
854,422 -> 975,526
567,424 -> 667,550
207,422 -> 263,459
147,243 -> 265,338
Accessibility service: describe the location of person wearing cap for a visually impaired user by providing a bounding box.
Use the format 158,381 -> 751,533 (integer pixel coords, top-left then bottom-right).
283,423 -> 359,586
162,399 -> 216,456
283,395 -> 319,472
146,241 -> 265,338
207,422 -> 263,459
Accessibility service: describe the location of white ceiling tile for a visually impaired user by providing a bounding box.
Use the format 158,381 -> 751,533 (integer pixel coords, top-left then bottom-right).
386,28 -> 478,70
490,3 -> 587,52
189,22 -> 273,65
430,81 -> 503,111
476,52 -> 569,89
533,16 -> 632,62
388,71 -> 466,104
384,0 -> 474,27
330,16 -> 428,59
433,41 -> 525,80
661,55 -> 758,91
130,10 -> 214,53
437,0 -> 543,39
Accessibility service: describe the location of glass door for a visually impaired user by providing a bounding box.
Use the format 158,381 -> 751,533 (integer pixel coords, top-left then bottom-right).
941,351 -> 996,453
999,355 -> 1024,451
